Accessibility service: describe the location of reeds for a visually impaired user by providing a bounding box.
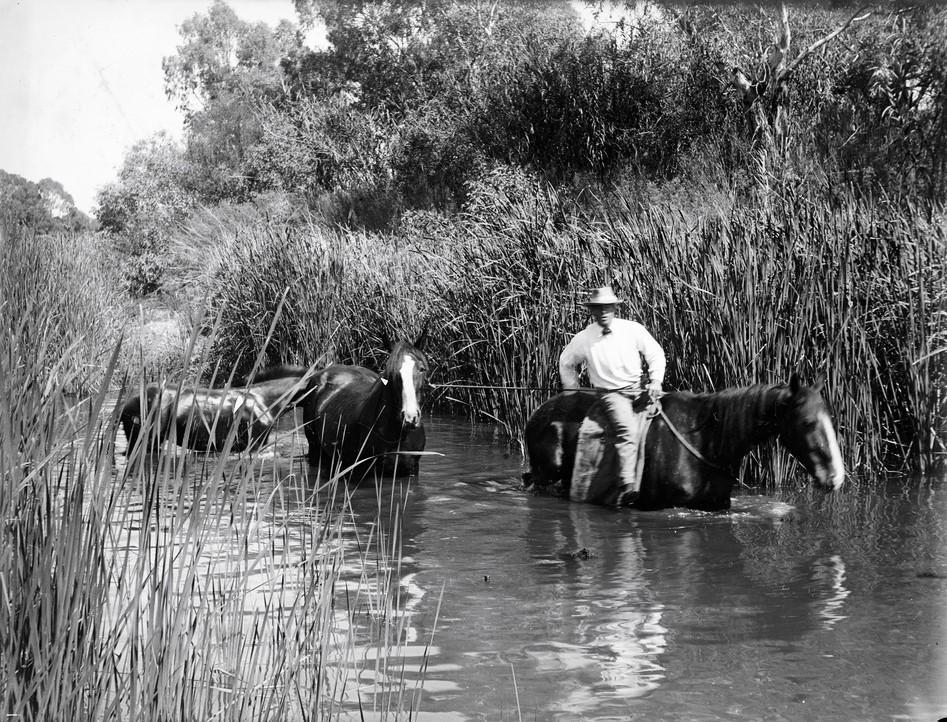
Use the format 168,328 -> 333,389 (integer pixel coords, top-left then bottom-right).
184,181 -> 944,474
182,218 -> 443,379
0,229 -> 123,393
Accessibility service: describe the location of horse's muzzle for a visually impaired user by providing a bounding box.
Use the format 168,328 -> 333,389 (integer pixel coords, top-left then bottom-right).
813,462 -> 845,491
401,411 -> 421,428
826,466 -> 845,491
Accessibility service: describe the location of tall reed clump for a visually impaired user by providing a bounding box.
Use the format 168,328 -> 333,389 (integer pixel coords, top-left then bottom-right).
429,180 -> 944,473
1,242 -> 433,717
0,228 -> 123,393
606,195 -> 945,472
185,217 -> 443,379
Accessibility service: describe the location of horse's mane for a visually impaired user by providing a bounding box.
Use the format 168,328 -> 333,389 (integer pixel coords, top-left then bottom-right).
690,383 -> 791,456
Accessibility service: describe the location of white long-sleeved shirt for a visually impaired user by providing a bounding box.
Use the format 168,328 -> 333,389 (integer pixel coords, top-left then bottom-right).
559,318 -> 666,390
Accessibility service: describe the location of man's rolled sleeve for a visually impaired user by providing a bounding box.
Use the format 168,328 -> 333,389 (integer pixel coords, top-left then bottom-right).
640,331 -> 666,386
559,342 -> 583,389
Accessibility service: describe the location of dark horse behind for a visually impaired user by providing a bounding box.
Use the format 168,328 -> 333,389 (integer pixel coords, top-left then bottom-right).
120,364 -> 316,455
523,375 -> 845,511
303,331 -> 429,478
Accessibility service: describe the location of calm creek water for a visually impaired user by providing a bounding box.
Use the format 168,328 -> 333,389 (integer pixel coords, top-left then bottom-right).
117,411 -> 947,721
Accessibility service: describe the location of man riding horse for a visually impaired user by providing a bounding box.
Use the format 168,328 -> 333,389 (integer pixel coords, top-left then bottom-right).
558,285 -> 666,505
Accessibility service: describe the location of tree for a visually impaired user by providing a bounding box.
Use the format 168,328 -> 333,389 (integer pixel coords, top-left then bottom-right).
474,35 -> 665,180
162,1 -> 303,204
287,1 -> 578,113
163,0 -> 298,117
0,171 -> 92,234
95,133 -> 197,295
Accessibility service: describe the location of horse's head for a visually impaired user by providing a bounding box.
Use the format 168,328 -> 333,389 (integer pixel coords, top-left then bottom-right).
776,375 -> 845,491
384,330 -> 429,429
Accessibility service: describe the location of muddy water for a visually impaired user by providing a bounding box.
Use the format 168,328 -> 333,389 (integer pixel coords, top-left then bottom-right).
118,411 -> 947,721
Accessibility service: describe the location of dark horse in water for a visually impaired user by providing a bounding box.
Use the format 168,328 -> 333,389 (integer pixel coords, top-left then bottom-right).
303,333 -> 429,478
120,364 -> 315,455
523,375 -> 845,511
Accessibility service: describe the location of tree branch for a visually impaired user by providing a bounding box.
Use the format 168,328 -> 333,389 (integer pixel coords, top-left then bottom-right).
780,5 -> 871,80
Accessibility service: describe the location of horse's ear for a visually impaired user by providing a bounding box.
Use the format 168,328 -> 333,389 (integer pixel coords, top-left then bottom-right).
789,373 -> 802,394
414,322 -> 429,351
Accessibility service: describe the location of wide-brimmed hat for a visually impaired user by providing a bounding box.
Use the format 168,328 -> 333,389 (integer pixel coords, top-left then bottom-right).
584,285 -> 622,306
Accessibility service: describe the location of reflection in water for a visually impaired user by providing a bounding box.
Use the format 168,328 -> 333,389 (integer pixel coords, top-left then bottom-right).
519,503 -> 667,714
811,554 -> 850,629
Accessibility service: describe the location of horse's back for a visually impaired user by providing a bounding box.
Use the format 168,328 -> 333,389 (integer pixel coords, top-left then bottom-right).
524,390 -> 687,507
303,363 -> 376,463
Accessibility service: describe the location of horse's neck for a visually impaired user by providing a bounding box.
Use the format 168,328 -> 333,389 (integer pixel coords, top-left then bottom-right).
382,367 -> 406,415
362,369 -> 402,425
703,385 -> 786,462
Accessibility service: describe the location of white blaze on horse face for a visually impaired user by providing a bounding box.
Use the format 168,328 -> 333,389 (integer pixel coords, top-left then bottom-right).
399,354 -> 421,427
817,410 -> 845,490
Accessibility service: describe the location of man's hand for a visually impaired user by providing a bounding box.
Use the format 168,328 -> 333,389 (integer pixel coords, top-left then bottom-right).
647,383 -> 663,397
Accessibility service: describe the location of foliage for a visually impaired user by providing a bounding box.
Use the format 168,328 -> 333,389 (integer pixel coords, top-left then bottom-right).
0,170 -> 92,235
287,0 -> 577,113
670,4 -> 947,200
161,1 -> 305,210
95,133 -> 199,295
162,0 -> 297,117
389,100 -> 484,210
247,95 -> 393,198
475,35 -> 665,179
816,9 -> 947,199
99,2 -> 947,231
189,216 -> 442,379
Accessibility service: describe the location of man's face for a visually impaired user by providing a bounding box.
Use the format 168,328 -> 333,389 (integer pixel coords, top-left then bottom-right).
589,303 -> 616,329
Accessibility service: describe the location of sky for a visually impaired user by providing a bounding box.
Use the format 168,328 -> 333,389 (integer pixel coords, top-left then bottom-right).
0,0 -> 304,214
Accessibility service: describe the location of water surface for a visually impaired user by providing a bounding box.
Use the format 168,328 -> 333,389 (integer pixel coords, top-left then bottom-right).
118,411 -> 947,720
